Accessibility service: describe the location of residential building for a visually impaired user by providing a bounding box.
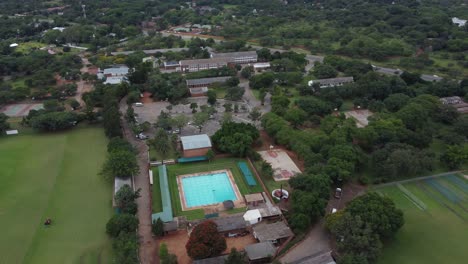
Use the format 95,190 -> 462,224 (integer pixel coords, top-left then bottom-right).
452,17 -> 467,27
186,76 -> 232,88
163,61 -> 180,70
308,77 -> 354,88
245,193 -> 264,206
245,242 -> 276,263
212,215 -> 247,234
179,57 -> 231,72
103,66 -> 129,77
104,76 -> 127,85
180,134 -> 212,158
440,96 -> 463,105
252,221 -> 293,244
189,87 -> 208,97
211,51 -> 258,64
252,62 -> 271,71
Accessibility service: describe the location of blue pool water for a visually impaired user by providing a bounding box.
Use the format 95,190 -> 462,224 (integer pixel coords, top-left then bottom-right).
181,172 -> 237,208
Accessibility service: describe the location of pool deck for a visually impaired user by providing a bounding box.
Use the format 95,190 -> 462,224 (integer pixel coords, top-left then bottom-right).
176,169 -> 245,212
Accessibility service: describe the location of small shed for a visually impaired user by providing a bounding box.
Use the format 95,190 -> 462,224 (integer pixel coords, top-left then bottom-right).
5,130 -> 19,135
180,134 -> 212,158
245,242 -> 276,263
252,221 -> 293,244
223,200 -> 235,210
243,209 -> 262,225
245,193 -> 264,206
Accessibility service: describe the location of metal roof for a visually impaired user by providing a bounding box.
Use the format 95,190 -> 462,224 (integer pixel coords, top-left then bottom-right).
211,51 -> 258,59
245,193 -> 264,203
253,222 -> 293,242
312,77 -> 354,86
213,215 -> 247,232
186,76 -> 231,86
245,242 -> 276,260
192,255 -> 228,264
103,66 -> 129,76
180,134 -> 212,150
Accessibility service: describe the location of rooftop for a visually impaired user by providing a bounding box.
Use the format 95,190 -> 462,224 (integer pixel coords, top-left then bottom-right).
192,255 -> 228,264
211,51 -> 258,59
309,77 -> 354,86
103,66 -> 129,76
180,134 -> 212,150
245,242 -> 276,260
186,76 -> 231,86
180,57 -> 231,66
245,193 -> 264,203
213,215 -> 247,232
104,76 -> 126,85
253,221 -> 293,242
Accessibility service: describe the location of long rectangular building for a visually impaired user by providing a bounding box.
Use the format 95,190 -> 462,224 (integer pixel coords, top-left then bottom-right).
210,51 -> 258,64
186,76 -> 232,88
179,57 -> 231,72
308,77 -> 354,88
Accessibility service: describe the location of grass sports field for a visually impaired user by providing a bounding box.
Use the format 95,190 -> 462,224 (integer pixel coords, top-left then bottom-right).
0,127 -> 113,264
376,174 -> 468,264
152,158 -> 263,220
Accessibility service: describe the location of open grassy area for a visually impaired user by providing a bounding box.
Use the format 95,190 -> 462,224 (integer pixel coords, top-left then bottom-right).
152,158 -> 264,220
0,126 -> 113,264
16,42 -> 46,54
375,174 -> 468,264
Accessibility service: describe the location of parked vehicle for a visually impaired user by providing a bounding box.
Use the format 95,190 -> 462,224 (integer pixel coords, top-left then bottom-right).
134,102 -> 143,107
136,133 -> 148,140
334,188 -> 342,199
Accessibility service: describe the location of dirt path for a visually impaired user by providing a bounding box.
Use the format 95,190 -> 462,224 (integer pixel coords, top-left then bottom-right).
74,54 -> 93,106
120,99 -> 158,264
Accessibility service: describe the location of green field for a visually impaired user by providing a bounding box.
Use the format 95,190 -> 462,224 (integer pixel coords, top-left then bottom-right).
376,174 -> 468,264
152,158 -> 264,220
0,127 -> 113,264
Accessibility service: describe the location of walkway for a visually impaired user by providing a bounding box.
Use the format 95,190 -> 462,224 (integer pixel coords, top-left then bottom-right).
75,54 -> 93,106
120,99 -> 158,264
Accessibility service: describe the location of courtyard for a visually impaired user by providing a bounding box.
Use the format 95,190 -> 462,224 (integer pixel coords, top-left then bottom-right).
0,126 -> 113,263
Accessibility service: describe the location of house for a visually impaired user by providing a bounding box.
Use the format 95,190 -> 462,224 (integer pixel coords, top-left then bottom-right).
192,255 -> 228,264
245,193 -> 264,206
104,76 -> 127,85
186,76 -> 232,88
103,66 -> 129,77
245,242 -> 276,263
308,77 -> 354,88
211,51 -> 258,64
189,87 -> 208,97
179,57 -> 231,72
180,134 -> 212,158
440,96 -> 463,105
252,222 -> 293,244
252,62 -> 271,71
243,209 -> 262,225
163,61 -> 180,70
212,215 -> 247,234
452,17 -> 467,27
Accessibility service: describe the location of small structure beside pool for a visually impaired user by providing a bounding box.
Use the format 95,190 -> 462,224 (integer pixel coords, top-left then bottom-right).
180,134 -> 212,158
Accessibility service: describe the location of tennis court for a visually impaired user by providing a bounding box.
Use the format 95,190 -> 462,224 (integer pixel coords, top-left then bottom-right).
258,149 -> 302,181
0,103 -> 44,117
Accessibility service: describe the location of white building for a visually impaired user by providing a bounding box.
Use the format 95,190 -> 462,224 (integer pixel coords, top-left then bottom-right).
452,17 -> 467,27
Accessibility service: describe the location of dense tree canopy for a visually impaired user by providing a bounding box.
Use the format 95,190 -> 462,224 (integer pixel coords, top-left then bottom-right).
186,221 -> 227,260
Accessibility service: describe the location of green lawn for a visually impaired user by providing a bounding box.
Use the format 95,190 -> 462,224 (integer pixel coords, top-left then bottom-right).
152,158 -> 264,220
0,126 -> 113,264
375,175 -> 468,264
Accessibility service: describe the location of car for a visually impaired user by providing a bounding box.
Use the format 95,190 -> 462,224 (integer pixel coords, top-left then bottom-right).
172,129 -> 180,134
134,102 -> 143,107
136,133 -> 148,140
334,188 -> 342,199
331,208 -> 337,214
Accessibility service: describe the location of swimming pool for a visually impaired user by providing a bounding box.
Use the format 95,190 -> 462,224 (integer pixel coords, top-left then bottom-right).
181,171 -> 237,208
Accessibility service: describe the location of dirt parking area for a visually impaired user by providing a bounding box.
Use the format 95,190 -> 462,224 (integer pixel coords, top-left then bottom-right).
160,230 -> 257,264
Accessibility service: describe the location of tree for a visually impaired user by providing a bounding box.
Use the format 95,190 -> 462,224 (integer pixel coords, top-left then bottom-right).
312,63 -> 338,79
225,248 -> 246,264
113,231 -> 139,264
271,96 -> 290,116
115,185 -> 141,215
222,112 -> 233,124
241,66 -> 254,79
68,99 -> 80,110
190,102 -> 198,113
0,113 -> 9,133
186,221 -> 227,260
226,76 -> 240,87
160,242 -> 178,264
206,149 -> 215,161
152,128 -> 171,161
102,100 -> 122,138
248,107 -> 262,124
212,122 -> 260,157
102,150 -> 139,179
285,108 -> 307,128
225,86 -> 245,101
383,93 -> 410,112
106,214 -> 139,238
207,90 -> 217,105
108,138 -> 135,153
30,112 -> 78,131
152,217 -> 164,237
441,145 -> 468,169
289,213 -> 311,233
171,114 -> 189,133
193,112 -> 209,133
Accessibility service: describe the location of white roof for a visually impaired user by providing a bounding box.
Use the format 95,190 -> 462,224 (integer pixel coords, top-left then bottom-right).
452,17 -> 467,27
52,27 -> 66,32
9,43 -> 18,47
5,130 -> 19,135
244,209 -> 262,222
253,62 -> 270,68
103,67 -> 129,76
104,76 -> 126,85
180,134 -> 212,150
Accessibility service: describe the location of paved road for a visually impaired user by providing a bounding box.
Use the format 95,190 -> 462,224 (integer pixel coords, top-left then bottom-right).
280,221 -> 331,264
120,100 -> 158,264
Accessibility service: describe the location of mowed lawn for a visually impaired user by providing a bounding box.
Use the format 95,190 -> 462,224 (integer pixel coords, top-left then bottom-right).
0,127 -> 113,264
376,175 -> 468,264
